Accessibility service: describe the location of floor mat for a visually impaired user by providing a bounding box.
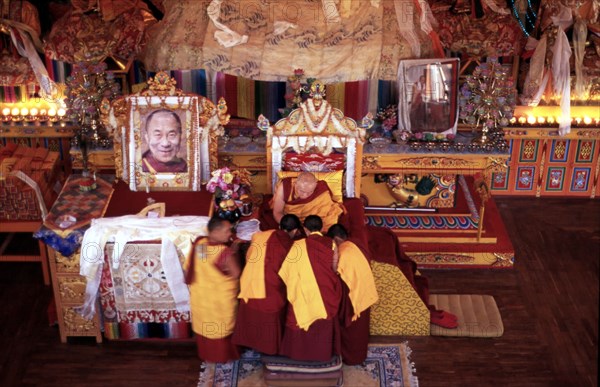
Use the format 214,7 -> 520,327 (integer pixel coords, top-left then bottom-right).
197,343 -> 419,387
429,294 -> 504,337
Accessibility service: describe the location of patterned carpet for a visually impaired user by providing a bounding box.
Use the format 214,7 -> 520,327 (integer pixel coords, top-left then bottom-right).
197,343 -> 418,387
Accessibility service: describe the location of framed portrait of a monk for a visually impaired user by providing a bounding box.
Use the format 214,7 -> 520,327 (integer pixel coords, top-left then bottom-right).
119,95 -> 202,191
105,71 -> 230,192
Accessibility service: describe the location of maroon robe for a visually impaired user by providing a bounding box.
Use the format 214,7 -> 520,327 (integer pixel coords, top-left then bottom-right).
338,237 -> 372,365
232,230 -> 293,355
196,335 -> 240,363
279,233 -> 342,362
141,150 -> 187,173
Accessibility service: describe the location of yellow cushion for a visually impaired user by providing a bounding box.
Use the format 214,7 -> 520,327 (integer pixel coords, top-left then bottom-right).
369,260 -> 430,336
277,170 -> 344,203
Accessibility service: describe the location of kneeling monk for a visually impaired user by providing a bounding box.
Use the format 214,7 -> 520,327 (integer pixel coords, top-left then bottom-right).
278,215 -> 342,361
328,223 -> 378,365
233,214 -> 302,354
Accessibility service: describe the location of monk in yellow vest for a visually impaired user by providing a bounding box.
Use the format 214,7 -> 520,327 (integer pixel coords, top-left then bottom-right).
278,215 -> 342,361
327,223 -> 379,365
233,214 -> 302,355
184,217 -> 241,363
272,172 -> 344,232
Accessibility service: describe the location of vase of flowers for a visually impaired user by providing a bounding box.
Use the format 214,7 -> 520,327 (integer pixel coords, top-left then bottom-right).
458,58 -> 516,145
372,104 -> 398,139
206,167 -> 252,223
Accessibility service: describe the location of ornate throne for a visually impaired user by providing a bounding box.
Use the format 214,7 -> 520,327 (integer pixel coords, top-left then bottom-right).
264,80 -> 366,199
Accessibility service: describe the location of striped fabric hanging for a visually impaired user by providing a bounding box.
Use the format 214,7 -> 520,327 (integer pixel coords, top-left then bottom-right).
44,56 -> 72,83
343,80 -> 370,121
255,80 -> 286,123
127,60 -> 146,88
236,76 -> 256,120
1,86 -> 18,103
147,69 -> 208,97
326,83 -> 345,112
67,64 -> 403,124
377,80 -> 398,112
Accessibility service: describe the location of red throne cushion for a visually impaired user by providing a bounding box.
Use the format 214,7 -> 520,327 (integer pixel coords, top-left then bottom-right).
283,151 -> 346,172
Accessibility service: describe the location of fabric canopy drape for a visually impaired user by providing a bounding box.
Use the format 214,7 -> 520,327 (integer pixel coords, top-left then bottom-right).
141,0 -> 439,82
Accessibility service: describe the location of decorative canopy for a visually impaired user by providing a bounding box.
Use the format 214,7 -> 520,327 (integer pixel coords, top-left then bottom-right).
271,81 -> 366,143
44,1 -> 156,67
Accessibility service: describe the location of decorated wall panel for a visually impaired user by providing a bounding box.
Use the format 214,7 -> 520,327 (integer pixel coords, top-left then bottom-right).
492,134 -> 600,198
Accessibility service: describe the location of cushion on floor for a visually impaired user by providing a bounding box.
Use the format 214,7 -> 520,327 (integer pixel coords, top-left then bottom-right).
429,294 -> 504,337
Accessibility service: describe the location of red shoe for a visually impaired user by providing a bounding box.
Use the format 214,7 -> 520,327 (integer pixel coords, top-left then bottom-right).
431,308 -> 458,322
430,311 -> 458,329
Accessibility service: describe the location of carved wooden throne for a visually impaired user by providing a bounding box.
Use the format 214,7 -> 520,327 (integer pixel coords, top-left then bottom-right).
264,81 -> 366,199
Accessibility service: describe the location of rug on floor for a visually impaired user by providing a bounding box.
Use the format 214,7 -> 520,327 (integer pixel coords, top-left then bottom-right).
197,343 -> 418,387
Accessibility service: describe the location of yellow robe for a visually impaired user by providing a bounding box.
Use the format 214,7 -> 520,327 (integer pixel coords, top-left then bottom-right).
238,229 -> 276,302
185,238 -> 239,339
278,238 -> 328,331
337,241 -> 379,321
282,179 -> 344,232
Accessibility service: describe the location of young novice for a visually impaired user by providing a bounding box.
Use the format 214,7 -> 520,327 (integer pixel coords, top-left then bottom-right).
185,217 -> 241,363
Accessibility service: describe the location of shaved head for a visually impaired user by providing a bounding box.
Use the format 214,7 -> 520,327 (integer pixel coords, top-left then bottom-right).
294,172 -> 318,199
297,172 -> 317,185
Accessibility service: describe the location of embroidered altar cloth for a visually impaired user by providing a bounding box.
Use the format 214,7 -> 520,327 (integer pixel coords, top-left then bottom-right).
78,215 -> 209,319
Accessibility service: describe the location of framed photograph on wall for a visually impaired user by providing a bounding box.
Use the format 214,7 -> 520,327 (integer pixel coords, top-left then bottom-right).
398,58 -> 460,136
105,71 -> 231,192
123,95 -> 202,191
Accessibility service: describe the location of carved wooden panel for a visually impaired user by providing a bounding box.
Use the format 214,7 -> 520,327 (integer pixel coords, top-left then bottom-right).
58,276 -> 87,303
62,307 -> 98,335
53,250 -> 80,273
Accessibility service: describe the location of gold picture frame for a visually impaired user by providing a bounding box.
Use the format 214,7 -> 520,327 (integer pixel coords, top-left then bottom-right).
125,95 -> 199,191
104,72 -> 230,191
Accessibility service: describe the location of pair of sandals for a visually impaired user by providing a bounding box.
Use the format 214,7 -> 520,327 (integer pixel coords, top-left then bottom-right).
430,309 -> 458,329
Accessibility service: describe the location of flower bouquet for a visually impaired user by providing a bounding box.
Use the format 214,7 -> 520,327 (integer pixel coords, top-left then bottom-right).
206,167 -> 252,200
206,167 -> 252,222
377,105 -> 398,137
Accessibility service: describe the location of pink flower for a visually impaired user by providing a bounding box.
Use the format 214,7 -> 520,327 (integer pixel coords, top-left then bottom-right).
294,69 -> 304,76
206,181 -> 217,192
